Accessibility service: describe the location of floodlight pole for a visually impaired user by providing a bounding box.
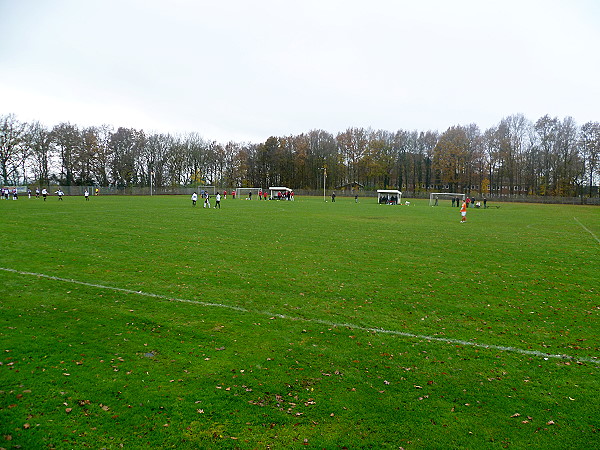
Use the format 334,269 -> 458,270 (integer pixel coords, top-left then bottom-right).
319,167 -> 327,201
150,171 -> 154,196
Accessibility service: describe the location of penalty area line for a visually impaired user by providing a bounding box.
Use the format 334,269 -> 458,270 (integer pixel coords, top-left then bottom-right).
1,266 -> 598,365
574,217 -> 600,245
0,267 -> 249,313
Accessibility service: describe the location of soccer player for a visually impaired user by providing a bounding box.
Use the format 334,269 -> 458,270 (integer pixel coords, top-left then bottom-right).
460,199 -> 467,223
191,192 -> 198,206
85,190 -> 90,201
215,192 -> 221,209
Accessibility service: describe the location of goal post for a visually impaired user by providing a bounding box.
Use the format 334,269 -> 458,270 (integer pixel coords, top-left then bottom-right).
236,187 -> 262,199
429,192 -> 465,206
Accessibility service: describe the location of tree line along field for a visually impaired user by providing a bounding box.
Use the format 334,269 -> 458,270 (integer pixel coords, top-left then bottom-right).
0,195 -> 598,448
2,114 -> 600,201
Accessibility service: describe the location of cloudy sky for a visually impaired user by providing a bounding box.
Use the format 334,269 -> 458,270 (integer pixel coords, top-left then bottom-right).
1,0 -> 598,143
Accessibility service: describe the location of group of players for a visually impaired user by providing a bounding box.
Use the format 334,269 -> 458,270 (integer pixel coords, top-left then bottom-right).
1,187 -> 100,201
190,189 -> 295,207
191,191 -> 222,209
1,187 -> 55,201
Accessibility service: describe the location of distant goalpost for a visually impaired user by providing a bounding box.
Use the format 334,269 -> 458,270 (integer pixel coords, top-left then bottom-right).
429,192 -> 465,206
236,187 -> 262,199
197,185 -> 216,195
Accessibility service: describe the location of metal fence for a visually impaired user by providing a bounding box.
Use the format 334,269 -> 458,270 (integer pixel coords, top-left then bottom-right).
23,185 -> 600,205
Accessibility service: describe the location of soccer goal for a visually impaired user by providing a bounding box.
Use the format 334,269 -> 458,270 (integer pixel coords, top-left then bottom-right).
429,192 -> 465,206
197,185 -> 216,195
236,187 -> 262,199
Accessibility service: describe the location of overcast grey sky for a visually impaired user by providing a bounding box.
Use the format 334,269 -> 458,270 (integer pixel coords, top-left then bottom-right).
1,0 -> 598,143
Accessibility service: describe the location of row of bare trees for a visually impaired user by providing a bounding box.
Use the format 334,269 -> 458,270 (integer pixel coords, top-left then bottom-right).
1,113 -> 599,196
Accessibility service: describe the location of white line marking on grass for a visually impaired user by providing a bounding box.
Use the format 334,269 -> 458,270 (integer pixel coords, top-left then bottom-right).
0,267 -> 249,312
2,266 -> 598,365
574,217 -> 600,244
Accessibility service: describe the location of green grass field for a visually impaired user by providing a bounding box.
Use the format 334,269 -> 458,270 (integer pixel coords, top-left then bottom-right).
1,194 -> 598,449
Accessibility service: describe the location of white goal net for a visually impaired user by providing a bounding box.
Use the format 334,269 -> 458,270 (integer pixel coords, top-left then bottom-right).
429,192 -> 465,206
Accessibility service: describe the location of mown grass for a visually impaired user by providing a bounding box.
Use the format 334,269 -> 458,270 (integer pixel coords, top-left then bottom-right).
0,194 -> 598,449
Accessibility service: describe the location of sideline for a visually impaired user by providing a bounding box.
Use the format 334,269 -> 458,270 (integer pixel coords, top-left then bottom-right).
1,266 -> 598,365
574,217 -> 600,245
